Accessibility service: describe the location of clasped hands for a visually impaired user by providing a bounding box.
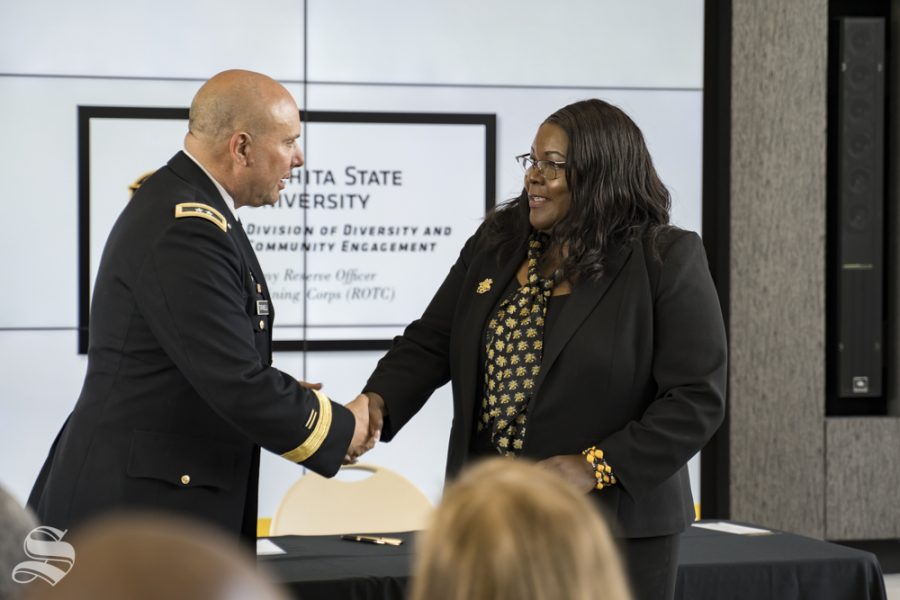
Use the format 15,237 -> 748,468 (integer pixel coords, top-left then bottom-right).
343,392 -> 384,464
297,380 -> 380,465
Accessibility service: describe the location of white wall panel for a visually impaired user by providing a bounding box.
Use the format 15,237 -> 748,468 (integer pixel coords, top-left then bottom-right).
0,76 -> 304,328
307,0 -> 704,88
308,84 -> 703,233
0,0 -> 305,80
0,331 -> 87,505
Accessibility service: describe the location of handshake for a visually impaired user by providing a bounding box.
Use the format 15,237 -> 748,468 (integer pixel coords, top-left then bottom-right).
343,391 -> 385,464
296,380 -> 384,465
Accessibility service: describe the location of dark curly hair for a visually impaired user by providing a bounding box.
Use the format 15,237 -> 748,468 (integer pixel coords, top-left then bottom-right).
483,99 -> 671,281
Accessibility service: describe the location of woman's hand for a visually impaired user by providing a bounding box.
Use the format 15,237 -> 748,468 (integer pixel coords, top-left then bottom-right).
537,454 -> 597,493
344,392 -> 385,464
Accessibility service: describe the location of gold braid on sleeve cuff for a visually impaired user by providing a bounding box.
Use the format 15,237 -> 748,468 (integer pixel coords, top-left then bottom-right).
282,389 -> 333,463
582,446 -> 617,490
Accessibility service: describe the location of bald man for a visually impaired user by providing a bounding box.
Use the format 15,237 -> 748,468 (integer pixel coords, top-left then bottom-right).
28,70 -> 371,542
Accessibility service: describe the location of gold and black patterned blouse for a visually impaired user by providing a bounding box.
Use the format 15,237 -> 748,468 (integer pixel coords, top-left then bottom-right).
474,233 -> 617,490
476,234 -> 557,455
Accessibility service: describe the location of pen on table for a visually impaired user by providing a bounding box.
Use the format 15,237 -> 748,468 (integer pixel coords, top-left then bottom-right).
341,534 -> 403,546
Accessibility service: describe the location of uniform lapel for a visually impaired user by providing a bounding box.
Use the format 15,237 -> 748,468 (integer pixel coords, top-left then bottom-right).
168,152 -> 275,352
168,152 -> 269,294
230,222 -> 274,357
232,221 -> 266,292
534,243 -> 633,397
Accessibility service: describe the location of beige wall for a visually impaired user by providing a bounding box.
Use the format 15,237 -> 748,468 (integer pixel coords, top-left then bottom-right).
729,0 -> 828,537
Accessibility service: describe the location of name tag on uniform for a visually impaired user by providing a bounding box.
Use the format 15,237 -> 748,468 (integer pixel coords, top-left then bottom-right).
256,300 -> 270,316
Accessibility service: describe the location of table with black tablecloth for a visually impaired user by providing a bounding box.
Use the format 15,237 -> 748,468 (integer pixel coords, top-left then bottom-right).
259,531 -> 416,600
258,522 -> 886,600
677,524 -> 886,599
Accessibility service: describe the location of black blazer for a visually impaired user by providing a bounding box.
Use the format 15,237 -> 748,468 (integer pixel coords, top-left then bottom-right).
365,225 -> 726,537
29,152 -> 353,541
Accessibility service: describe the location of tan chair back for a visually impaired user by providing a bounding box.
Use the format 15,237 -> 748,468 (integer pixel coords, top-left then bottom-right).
269,463 -> 433,535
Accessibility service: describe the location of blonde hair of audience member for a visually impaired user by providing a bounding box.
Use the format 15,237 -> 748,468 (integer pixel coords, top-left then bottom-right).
24,513 -> 290,600
410,458 -> 632,600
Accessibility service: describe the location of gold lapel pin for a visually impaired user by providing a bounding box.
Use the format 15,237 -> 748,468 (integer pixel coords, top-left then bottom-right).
477,278 -> 493,294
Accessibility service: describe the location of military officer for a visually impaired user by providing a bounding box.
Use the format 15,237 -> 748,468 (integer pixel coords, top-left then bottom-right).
28,70 -> 372,542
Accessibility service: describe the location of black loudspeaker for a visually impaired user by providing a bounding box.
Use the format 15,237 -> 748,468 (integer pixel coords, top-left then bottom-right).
833,17 -> 885,399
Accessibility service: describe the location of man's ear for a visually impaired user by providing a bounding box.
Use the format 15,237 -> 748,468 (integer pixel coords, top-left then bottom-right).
230,131 -> 253,166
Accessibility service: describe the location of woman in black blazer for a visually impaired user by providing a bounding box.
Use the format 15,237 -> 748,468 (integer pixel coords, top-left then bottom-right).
359,99 -> 727,600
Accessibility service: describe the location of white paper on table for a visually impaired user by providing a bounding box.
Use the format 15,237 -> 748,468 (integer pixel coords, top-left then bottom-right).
256,538 -> 286,555
692,521 -> 773,536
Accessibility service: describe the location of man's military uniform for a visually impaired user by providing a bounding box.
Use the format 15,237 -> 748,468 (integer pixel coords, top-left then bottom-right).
29,152 -> 354,541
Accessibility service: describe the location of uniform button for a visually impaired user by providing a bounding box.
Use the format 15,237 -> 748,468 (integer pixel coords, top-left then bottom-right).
259,320 -> 266,330
180,474 -> 191,485
256,283 -> 262,294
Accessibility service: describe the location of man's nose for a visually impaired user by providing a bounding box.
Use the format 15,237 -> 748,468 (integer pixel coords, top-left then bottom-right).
293,146 -> 304,168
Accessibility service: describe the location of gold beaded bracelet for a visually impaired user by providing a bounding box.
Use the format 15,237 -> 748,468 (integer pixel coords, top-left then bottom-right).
582,446 -> 616,490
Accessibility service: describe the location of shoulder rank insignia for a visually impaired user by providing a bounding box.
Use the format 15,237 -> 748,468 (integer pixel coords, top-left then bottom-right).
174,202 -> 228,233
127,170 -> 156,199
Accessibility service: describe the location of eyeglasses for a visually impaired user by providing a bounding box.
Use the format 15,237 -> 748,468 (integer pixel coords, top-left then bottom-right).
515,153 -> 567,180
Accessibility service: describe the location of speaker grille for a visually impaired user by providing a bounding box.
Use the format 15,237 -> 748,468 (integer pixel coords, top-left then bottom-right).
834,17 -> 885,398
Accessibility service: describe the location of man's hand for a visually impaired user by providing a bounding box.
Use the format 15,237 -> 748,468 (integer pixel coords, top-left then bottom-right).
344,394 -> 374,464
537,454 -> 596,493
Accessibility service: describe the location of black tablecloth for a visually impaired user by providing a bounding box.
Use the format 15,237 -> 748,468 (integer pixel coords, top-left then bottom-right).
259,523 -> 886,600
677,524 -> 886,599
260,532 -> 416,600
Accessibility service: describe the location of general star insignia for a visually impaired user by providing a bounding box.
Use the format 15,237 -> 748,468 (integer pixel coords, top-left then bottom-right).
477,278 -> 493,294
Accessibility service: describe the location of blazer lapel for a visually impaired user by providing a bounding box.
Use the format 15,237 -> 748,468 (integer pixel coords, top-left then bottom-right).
456,242 -> 525,436
534,243 -> 633,397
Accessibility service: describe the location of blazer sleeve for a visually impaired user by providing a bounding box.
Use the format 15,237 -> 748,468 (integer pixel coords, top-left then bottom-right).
363,228 -> 484,439
132,215 -> 354,477
599,231 -> 727,500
